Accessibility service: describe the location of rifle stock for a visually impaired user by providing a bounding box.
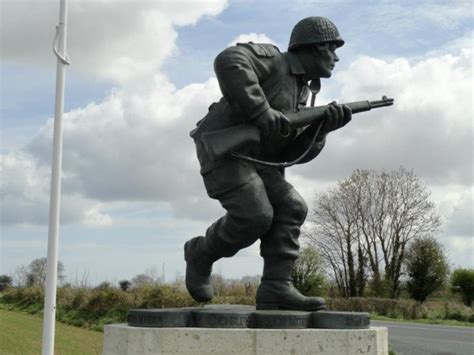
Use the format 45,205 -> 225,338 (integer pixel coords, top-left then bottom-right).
201,96 -> 394,161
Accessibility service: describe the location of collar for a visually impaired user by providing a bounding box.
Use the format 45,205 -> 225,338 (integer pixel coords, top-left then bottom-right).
286,51 -> 306,76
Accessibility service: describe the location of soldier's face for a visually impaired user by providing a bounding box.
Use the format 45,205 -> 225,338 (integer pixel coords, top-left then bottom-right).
310,43 -> 339,79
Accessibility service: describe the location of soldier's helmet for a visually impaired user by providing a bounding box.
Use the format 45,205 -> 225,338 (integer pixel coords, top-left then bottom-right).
288,16 -> 344,51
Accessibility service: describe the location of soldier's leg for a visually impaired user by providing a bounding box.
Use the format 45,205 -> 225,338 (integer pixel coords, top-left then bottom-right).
256,167 -> 325,311
185,159 -> 273,302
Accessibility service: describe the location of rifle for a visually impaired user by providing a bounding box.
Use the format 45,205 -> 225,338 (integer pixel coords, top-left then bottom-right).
201,96 -> 394,161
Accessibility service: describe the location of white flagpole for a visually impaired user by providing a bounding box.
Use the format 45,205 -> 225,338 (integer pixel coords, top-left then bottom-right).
42,0 -> 70,354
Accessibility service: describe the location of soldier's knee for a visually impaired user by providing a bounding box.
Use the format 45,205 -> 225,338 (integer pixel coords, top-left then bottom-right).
254,207 -> 274,235
238,206 -> 273,237
282,191 -> 308,224
228,203 -> 274,240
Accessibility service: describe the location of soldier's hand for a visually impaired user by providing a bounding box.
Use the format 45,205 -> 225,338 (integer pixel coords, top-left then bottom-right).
323,102 -> 352,133
254,108 -> 290,137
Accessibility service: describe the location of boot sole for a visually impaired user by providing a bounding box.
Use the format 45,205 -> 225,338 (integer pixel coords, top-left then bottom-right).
256,303 -> 326,311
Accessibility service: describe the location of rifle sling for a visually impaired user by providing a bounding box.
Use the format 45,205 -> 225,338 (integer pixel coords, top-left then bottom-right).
231,120 -> 324,168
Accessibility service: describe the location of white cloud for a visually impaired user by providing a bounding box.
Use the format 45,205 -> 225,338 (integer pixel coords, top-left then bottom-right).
3,38 -> 472,231
356,1 -> 472,42
1,3 -> 472,276
442,236 -> 474,269
0,151 -> 117,226
293,46 -> 473,188
83,205 -> 113,226
1,0 -> 228,83
1,151 -> 50,225
1,0 -> 229,225
227,33 -> 277,47
2,74 -> 223,225
439,187 -> 473,238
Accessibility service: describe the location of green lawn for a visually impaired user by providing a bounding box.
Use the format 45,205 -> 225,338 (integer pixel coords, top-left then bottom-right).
0,309 -> 103,355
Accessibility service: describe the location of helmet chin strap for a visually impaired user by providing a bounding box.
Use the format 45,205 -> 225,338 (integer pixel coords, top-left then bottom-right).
309,78 -> 321,106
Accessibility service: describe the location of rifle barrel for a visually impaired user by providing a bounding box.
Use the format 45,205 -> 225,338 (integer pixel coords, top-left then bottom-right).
369,96 -> 394,109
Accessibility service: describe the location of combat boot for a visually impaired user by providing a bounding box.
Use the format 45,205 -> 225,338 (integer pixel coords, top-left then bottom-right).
184,236 -> 220,302
256,258 -> 326,311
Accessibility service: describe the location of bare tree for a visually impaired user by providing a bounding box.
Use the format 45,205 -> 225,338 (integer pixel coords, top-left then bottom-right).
131,274 -> 154,288
25,257 -> 65,288
305,168 -> 441,298
144,266 -> 164,285
72,269 -> 91,288
13,265 -> 30,287
304,180 -> 367,297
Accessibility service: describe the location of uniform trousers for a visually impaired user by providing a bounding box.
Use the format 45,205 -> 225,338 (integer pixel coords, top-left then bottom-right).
198,145 -> 308,261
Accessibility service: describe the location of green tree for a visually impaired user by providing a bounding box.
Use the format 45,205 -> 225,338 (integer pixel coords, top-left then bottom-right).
0,275 -> 13,291
291,246 -> 326,296
119,280 -> 131,291
451,268 -> 474,306
405,237 -> 449,303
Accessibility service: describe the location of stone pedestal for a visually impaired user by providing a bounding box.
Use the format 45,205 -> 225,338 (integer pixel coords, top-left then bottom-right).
103,324 -> 388,355
103,305 -> 388,354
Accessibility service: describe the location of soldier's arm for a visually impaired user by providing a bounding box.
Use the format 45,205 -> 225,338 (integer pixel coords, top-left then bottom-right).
213,44 -> 276,122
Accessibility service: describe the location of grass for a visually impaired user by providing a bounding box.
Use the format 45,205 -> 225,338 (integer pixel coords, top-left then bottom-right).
371,314 -> 474,327
0,309 -> 103,355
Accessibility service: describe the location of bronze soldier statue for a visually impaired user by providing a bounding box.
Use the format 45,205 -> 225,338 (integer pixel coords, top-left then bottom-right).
186,17 -> 352,311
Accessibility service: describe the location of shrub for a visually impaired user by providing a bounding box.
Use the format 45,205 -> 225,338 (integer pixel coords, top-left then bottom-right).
2,283 -> 472,332
327,297 -> 429,319
2,287 -> 44,306
451,268 -> 474,306
405,237 -> 449,303
95,281 -> 113,290
85,289 -> 131,318
136,285 -> 195,308
443,301 -> 472,322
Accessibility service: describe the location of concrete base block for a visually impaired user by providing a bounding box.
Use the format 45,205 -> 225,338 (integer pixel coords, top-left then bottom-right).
103,324 -> 388,355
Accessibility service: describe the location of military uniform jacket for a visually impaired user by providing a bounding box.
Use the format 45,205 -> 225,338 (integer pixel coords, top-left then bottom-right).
191,42 -> 326,174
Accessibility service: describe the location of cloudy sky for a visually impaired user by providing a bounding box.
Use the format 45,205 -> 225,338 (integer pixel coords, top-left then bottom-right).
1,0 -> 472,285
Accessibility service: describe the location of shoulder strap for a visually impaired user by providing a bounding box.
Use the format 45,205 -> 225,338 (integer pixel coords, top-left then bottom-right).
237,42 -> 280,57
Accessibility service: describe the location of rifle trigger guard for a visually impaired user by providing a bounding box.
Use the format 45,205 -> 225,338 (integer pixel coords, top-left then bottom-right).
280,129 -> 291,138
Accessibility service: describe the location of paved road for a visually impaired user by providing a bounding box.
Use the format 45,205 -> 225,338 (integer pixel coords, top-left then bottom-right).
372,320 -> 474,355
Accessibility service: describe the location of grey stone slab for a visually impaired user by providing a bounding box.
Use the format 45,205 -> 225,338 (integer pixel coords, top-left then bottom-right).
127,305 -> 371,329
311,311 -> 370,329
192,308 -> 253,328
251,310 -> 309,329
127,307 -> 198,327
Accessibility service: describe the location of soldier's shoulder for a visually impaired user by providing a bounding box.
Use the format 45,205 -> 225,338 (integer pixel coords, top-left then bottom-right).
236,42 -> 281,58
